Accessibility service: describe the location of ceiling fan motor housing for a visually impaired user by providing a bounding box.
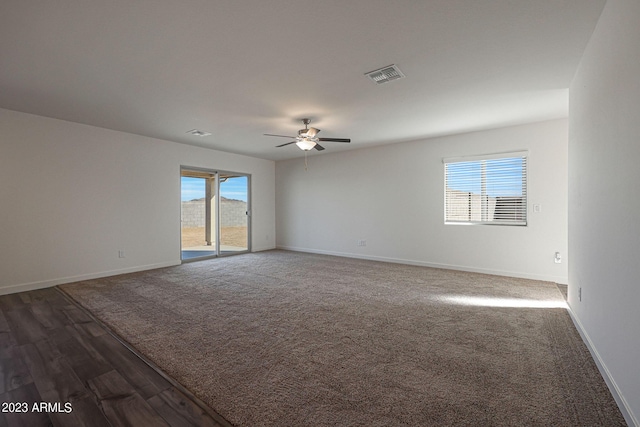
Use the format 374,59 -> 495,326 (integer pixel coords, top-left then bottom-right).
298,127 -> 319,138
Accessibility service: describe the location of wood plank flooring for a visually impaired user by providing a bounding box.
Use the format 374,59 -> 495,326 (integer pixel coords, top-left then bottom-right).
0,287 -> 231,427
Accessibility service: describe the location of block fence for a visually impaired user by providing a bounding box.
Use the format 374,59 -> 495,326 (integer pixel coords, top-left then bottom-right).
181,198 -> 247,227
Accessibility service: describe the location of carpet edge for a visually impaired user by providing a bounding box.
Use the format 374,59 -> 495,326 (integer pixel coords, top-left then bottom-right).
567,306 -> 637,427
54,286 -> 235,427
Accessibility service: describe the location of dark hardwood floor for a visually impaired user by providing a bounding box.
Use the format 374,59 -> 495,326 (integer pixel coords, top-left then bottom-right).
0,287 -> 231,427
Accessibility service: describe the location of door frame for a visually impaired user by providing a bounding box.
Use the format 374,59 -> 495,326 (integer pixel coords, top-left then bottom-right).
180,166 -> 251,262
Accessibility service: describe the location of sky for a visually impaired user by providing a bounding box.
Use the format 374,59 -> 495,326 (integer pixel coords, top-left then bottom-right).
446,157 -> 524,197
181,176 -> 248,201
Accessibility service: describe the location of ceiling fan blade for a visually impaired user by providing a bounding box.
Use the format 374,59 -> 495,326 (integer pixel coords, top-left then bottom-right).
276,141 -> 297,147
314,144 -> 325,151
318,137 -> 351,143
264,133 -> 296,138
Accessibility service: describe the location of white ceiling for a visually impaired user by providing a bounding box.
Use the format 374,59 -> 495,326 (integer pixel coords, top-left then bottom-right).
0,0 -> 606,161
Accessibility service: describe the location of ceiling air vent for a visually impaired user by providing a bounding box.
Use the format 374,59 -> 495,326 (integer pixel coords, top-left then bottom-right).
365,64 -> 405,84
186,129 -> 212,137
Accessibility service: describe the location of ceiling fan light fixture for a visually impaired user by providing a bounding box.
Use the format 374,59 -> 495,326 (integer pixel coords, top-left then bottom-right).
296,138 -> 316,151
266,118 -> 349,151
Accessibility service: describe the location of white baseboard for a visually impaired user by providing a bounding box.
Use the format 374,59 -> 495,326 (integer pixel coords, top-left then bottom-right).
0,260 -> 180,296
276,245 -> 568,284
567,305 -> 638,427
251,245 -> 277,253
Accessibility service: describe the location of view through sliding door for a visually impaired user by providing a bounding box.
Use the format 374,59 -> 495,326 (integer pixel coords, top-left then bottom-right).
219,173 -> 249,254
181,168 -> 250,261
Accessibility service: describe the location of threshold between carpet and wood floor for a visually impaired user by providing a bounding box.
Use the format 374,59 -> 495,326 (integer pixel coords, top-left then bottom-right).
0,286 -> 229,427
54,250 -> 625,427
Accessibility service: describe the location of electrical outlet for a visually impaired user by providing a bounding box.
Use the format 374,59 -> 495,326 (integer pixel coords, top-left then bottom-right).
357,239 -> 367,247
578,287 -> 582,302
554,252 -> 562,264
118,250 -> 125,258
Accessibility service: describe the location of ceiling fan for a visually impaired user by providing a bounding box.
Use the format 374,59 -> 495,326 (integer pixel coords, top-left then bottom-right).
264,118 -> 351,151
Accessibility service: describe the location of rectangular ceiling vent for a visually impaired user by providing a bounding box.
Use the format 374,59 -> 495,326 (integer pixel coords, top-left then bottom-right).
187,129 -> 212,137
365,64 -> 405,84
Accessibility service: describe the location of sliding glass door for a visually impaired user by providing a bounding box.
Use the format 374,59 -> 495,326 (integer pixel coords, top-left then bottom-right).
181,168 -> 250,261
219,174 -> 249,254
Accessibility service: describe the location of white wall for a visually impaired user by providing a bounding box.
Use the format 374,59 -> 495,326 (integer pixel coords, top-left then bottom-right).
0,108 -> 276,295
276,119 -> 568,283
569,0 -> 640,424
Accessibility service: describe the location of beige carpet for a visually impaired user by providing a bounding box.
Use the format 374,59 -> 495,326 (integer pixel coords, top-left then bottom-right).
60,250 -> 626,426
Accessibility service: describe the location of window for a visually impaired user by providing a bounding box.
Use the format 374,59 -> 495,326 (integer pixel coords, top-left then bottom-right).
444,152 -> 527,226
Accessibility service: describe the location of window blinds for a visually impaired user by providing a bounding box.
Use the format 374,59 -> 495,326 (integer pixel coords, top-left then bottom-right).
444,153 -> 527,226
